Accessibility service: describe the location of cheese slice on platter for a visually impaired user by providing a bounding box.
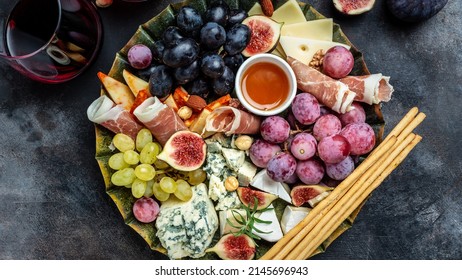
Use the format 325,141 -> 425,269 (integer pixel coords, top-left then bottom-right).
247,2 -> 263,16
280,206 -> 311,234
252,205 -> 283,242
271,0 -> 307,25
279,36 -> 351,65
250,169 -> 291,203
281,19 -> 333,41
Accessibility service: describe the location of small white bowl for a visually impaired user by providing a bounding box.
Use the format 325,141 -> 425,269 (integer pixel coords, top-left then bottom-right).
235,53 -> 297,116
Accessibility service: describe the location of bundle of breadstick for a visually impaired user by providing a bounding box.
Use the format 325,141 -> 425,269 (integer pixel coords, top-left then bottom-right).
261,107 -> 425,260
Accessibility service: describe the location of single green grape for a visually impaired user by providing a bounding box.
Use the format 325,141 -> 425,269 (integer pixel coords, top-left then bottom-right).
134,163 -> 156,181
111,168 -> 136,186
144,180 -> 154,198
123,150 -> 140,165
113,133 -> 135,152
174,179 -> 193,201
152,182 -> 170,202
131,178 -> 147,198
108,153 -> 129,170
136,128 -> 153,152
159,177 -> 177,193
188,169 -> 207,185
154,159 -> 170,170
139,142 -> 160,164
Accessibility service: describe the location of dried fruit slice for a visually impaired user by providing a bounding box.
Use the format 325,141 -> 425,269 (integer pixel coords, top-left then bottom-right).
156,130 -> 206,171
206,233 -> 256,260
333,0 -> 376,15
242,15 -> 282,57
290,185 -> 333,207
237,187 -> 278,210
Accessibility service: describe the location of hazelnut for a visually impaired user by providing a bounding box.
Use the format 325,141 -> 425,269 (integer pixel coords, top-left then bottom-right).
225,176 -> 239,192
234,135 -> 253,151
178,106 -> 193,120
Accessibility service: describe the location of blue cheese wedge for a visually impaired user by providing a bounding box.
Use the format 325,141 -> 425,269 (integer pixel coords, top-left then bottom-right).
237,161 -> 257,187
208,174 -> 226,201
251,169 -> 292,203
203,152 -> 227,178
280,206 -> 311,235
155,184 -> 218,259
221,148 -> 245,172
205,139 -> 222,153
215,191 -> 241,211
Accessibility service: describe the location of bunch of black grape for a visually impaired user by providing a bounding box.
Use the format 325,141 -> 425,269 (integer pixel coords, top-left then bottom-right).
137,1 -> 250,100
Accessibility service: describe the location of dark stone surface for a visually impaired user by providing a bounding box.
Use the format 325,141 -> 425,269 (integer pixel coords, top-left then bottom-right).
0,0 -> 460,260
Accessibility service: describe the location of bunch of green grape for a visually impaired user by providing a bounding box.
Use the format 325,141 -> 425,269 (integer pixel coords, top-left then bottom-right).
109,129 -> 207,202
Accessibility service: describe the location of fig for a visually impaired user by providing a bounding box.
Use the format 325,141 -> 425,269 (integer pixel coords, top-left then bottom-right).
241,15 -> 282,57
387,0 -> 448,22
290,185 -> 333,207
333,0 -> 376,15
237,187 -> 278,210
206,233 -> 256,260
156,130 -> 206,171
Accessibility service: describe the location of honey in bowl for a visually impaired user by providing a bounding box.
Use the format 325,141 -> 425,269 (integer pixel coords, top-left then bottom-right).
241,62 -> 290,111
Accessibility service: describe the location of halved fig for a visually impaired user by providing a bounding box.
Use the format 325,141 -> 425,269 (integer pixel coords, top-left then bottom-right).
206,233 -> 256,260
156,130 -> 206,171
237,187 -> 278,210
290,185 -> 333,207
241,15 -> 282,57
333,0 -> 376,15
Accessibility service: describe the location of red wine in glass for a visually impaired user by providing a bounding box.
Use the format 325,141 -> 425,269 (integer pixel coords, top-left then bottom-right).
2,0 -> 103,83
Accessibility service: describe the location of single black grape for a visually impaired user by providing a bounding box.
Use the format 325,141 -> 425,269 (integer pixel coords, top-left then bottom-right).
200,22 -> 226,50
205,1 -> 230,27
188,76 -> 211,99
174,59 -> 200,85
149,65 -> 173,99
224,24 -> 250,55
136,63 -> 159,81
223,53 -> 244,73
162,38 -> 199,68
212,66 -> 235,96
151,40 -> 165,63
163,26 -> 184,48
177,6 -> 203,34
201,53 -> 225,79
227,9 -> 248,28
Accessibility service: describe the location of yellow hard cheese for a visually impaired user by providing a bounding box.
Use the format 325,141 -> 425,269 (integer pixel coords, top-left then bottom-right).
247,2 -> 262,16
271,0 -> 306,24
281,19 -> 333,41
279,36 -> 351,65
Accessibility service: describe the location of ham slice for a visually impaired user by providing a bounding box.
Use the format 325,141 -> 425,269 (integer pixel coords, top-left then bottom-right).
87,95 -> 143,139
287,56 -> 356,114
204,106 -> 261,136
340,74 -> 394,105
133,97 -> 187,146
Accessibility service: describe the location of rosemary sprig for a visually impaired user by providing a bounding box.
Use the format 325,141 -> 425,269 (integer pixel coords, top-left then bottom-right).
226,197 -> 274,242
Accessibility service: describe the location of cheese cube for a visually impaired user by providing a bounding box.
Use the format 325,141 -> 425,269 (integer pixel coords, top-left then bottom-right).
237,161 -> 257,186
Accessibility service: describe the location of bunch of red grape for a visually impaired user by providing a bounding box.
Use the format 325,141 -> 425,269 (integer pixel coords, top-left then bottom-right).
249,93 -> 376,186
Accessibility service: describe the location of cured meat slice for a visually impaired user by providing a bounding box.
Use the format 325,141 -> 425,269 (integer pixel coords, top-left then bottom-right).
87,95 -> 143,139
287,56 -> 356,114
340,74 -> 394,105
204,106 -> 261,136
133,97 -> 187,146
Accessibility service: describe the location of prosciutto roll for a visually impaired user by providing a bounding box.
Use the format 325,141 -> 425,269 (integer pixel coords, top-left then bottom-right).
287,56 -> 356,114
204,106 -> 261,136
340,74 -> 394,105
133,97 -> 187,146
87,95 -> 143,139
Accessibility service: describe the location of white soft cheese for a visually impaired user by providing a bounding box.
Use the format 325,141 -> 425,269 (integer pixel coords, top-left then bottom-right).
280,206 -> 311,234
251,169 -> 292,203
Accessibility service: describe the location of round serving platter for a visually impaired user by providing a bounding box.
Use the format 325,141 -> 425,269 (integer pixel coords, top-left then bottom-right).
93,0 -> 385,259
